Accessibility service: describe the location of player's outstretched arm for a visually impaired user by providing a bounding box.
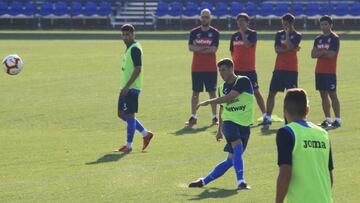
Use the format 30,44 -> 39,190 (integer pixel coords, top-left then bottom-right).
197,90 -> 240,109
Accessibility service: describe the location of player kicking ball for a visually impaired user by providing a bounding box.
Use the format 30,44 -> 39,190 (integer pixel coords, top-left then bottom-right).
188,58 -> 253,190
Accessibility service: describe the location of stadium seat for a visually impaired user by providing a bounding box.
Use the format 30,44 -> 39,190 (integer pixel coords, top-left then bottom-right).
98,1 -> 111,16
0,1 -> 9,16
83,1 -> 97,16
23,2 -> 35,16
38,2 -> 53,16
246,2 -> 257,17
291,2 -> 305,16
332,2 -> 350,16
9,1 -> 23,16
305,2 -> 320,17
213,1 -> 228,17
351,2 -> 360,16
169,1 -> 181,17
71,1 -> 82,16
320,2 -> 330,15
274,2 -> 290,17
259,2 -> 273,17
156,2 -> 169,17
200,2 -> 214,12
53,1 -> 69,16
230,2 -> 244,17
183,2 -> 198,17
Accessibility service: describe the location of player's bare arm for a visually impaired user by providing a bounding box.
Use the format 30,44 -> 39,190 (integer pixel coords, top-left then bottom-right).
276,164 -> 292,203
197,90 -> 240,109
240,30 -> 254,48
216,106 -> 224,142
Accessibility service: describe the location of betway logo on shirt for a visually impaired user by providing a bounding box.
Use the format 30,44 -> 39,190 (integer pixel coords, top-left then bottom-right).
194,38 -> 212,45
233,41 -> 244,46
317,44 -> 330,49
225,105 -> 246,112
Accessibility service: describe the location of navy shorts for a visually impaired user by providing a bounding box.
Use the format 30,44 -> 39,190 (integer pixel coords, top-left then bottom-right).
118,91 -> 139,114
269,70 -> 298,92
235,70 -> 259,89
222,121 -> 250,154
316,73 -> 336,91
192,72 -> 217,92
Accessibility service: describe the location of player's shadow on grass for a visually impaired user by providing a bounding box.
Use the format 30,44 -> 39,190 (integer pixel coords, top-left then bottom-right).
260,125 -> 278,136
185,187 -> 238,200
173,125 -> 215,136
86,153 -> 127,165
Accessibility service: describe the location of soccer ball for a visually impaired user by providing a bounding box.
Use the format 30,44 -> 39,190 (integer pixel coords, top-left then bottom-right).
2,54 -> 24,75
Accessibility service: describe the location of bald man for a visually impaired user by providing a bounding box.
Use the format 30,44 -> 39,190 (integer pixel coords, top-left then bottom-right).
186,9 -> 220,127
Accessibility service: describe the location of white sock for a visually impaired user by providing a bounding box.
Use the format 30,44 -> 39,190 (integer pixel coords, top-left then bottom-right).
237,179 -> 245,185
191,114 -> 197,119
126,142 -> 132,148
264,113 -> 271,120
335,117 -> 341,123
141,129 -> 148,137
326,117 -> 332,123
212,114 -> 217,119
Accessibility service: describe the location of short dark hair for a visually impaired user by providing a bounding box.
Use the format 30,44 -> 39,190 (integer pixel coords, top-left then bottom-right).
284,88 -> 308,117
320,15 -> 333,25
217,58 -> 233,69
282,13 -> 295,24
237,12 -> 250,22
121,24 -> 135,33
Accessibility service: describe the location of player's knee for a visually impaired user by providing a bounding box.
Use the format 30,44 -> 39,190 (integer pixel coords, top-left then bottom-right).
118,111 -> 126,120
231,139 -> 243,148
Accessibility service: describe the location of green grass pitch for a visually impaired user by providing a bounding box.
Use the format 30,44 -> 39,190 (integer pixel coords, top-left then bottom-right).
0,32 -> 359,202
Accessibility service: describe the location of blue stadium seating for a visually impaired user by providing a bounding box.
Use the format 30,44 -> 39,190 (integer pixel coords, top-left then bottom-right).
320,2 -> 331,15
9,1 -> 23,16
83,1 -> 97,16
183,2 -> 198,17
274,2 -> 290,17
333,2 -> 350,16
0,1 -> 9,16
71,1 -> 82,16
291,2 -> 304,16
23,1 -> 35,16
169,1 -> 181,16
230,2 -> 244,16
305,2 -> 321,16
38,2 -> 53,16
54,1 -> 69,16
156,2 -> 169,17
259,2 -> 273,17
351,2 -> 360,16
98,1 -> 111,16
214,1 -> 228,17
246,2 -> 257,17
200,1 -> 215,14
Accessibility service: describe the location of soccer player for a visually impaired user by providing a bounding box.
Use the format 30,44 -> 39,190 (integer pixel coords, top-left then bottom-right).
114,24 -> 154,153
260,13 -> 302,126
188,58 -> 253,190
230,12 -> 266,120
311,15 -> 341,128
275,88 -> 333,203
186,9 -> 220,126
